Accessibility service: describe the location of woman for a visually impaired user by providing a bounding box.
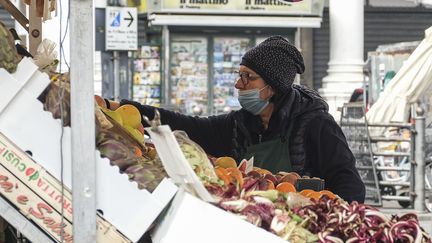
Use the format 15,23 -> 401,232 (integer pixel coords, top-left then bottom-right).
112,36 -> 365,203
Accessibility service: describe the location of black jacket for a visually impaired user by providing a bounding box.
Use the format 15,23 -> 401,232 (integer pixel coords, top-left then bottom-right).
122,85 -> 365,203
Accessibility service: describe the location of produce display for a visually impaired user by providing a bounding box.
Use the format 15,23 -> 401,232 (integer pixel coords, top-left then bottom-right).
184,155 -> 432,243
38,73 -> 167,192
38,73 -> 71,125
2,27 -> 431,242
93,100 -> 167,192
12,67 -> 432,243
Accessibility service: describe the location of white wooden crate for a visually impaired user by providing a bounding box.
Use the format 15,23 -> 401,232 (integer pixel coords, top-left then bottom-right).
152,188 -> 288,243
146,125 -> 288,243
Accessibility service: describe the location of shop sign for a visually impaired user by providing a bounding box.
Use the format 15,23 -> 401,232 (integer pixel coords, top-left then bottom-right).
128,0 -> 148,14
0,165 -> 74,242
106,6 -> 138,51
0,133 -> 131,243
159,0 -> 312,15
0,134 -> 74,220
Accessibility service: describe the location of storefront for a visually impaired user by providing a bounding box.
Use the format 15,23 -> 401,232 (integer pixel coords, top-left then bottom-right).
132,0 -> 324,115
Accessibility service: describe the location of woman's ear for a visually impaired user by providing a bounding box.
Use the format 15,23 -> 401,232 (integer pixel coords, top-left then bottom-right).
268,86 -> 275,98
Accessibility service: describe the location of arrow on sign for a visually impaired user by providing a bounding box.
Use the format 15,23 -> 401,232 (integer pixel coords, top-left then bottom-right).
123,11 -> 134,27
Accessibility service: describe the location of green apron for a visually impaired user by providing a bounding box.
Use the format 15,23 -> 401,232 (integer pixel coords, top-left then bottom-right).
243,125 -> 293,174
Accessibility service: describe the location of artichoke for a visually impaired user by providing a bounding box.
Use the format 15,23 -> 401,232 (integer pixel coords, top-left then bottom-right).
97,128 -> 167,192
39,73 -> 71,126
125,157 -> 167,192
0,22 -> 20,73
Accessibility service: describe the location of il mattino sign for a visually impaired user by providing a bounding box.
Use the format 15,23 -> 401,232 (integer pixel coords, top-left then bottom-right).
160,0 -> 311,14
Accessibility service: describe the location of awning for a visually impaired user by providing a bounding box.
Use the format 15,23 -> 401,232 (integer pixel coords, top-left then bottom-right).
149,14 -> 322,28
367,26 -> 432,124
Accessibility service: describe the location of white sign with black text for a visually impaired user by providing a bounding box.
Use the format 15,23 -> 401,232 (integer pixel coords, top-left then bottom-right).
105,7 -> 138,51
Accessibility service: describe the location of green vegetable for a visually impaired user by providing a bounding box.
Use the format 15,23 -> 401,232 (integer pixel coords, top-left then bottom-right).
0,22 -> 20,73
247,190 -> 279,202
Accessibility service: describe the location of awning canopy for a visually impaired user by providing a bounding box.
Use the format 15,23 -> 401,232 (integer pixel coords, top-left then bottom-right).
367,26 -> 432,124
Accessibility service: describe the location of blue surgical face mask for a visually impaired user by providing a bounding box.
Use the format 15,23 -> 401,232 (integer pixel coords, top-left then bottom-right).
238,86 -> 270,115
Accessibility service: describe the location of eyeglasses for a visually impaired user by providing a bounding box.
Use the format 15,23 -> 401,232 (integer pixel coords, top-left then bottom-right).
234,71 -> 261,86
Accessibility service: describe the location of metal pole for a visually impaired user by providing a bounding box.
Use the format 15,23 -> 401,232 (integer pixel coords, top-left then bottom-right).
414,105 -> 426,212
113,50 -> 120,101
162,25 -> 170,105
70,0 -> 97,242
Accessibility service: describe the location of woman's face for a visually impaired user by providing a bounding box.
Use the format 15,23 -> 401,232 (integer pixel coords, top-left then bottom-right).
235,65 -> 274,100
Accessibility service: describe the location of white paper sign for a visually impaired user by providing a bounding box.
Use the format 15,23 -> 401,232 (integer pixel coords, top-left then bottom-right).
105,7 -> 138,51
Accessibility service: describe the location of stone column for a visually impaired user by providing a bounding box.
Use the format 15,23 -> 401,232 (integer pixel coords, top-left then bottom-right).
299,28 -> 314,88
320,0 -> 365,121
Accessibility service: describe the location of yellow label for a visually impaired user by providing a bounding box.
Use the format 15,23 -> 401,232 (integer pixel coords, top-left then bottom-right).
128,0 -> 147,13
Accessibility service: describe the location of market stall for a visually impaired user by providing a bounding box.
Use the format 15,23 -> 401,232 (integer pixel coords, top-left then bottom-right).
1,53 -> 432,242
1,2 -> 432,243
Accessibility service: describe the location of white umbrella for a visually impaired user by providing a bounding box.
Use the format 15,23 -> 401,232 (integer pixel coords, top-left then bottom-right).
367,26 -> 432,124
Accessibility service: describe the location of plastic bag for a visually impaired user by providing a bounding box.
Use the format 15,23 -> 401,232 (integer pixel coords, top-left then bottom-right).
173,130 -> 218,183
33,39 -> 58,73
285,192 -> 312,209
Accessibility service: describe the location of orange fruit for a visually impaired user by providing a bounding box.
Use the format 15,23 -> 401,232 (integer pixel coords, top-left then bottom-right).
289,172 -> 301,179
137,123 -> 145,135
299,189 -> 315,197
319,190 -> 336,199
308,191 -> 322,201
226,167 -> 244,188
215,167 -> 231,186
254,168 -> 272,175
94,95 -> 107,108
276,182 -> 296,193
134,146 -> 143,157
147,147 -> 157,159
266,179 -> 275,190
115,104 -> 142,128
279,173 -> 299,185
215,157 -> 237,168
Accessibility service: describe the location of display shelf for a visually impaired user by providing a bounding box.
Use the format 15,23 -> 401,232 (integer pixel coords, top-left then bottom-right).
133,45 -> 162,106
212,37 -> 250,114
170,37 -> 208,114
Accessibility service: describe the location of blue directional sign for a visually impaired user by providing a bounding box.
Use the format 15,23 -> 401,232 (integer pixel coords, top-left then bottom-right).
106,7 -> 138,51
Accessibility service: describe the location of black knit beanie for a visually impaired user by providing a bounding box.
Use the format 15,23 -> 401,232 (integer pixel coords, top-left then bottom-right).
240,36 -> 305,93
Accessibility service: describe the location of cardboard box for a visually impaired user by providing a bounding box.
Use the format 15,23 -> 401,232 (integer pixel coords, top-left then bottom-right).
0,58 -> 178,242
